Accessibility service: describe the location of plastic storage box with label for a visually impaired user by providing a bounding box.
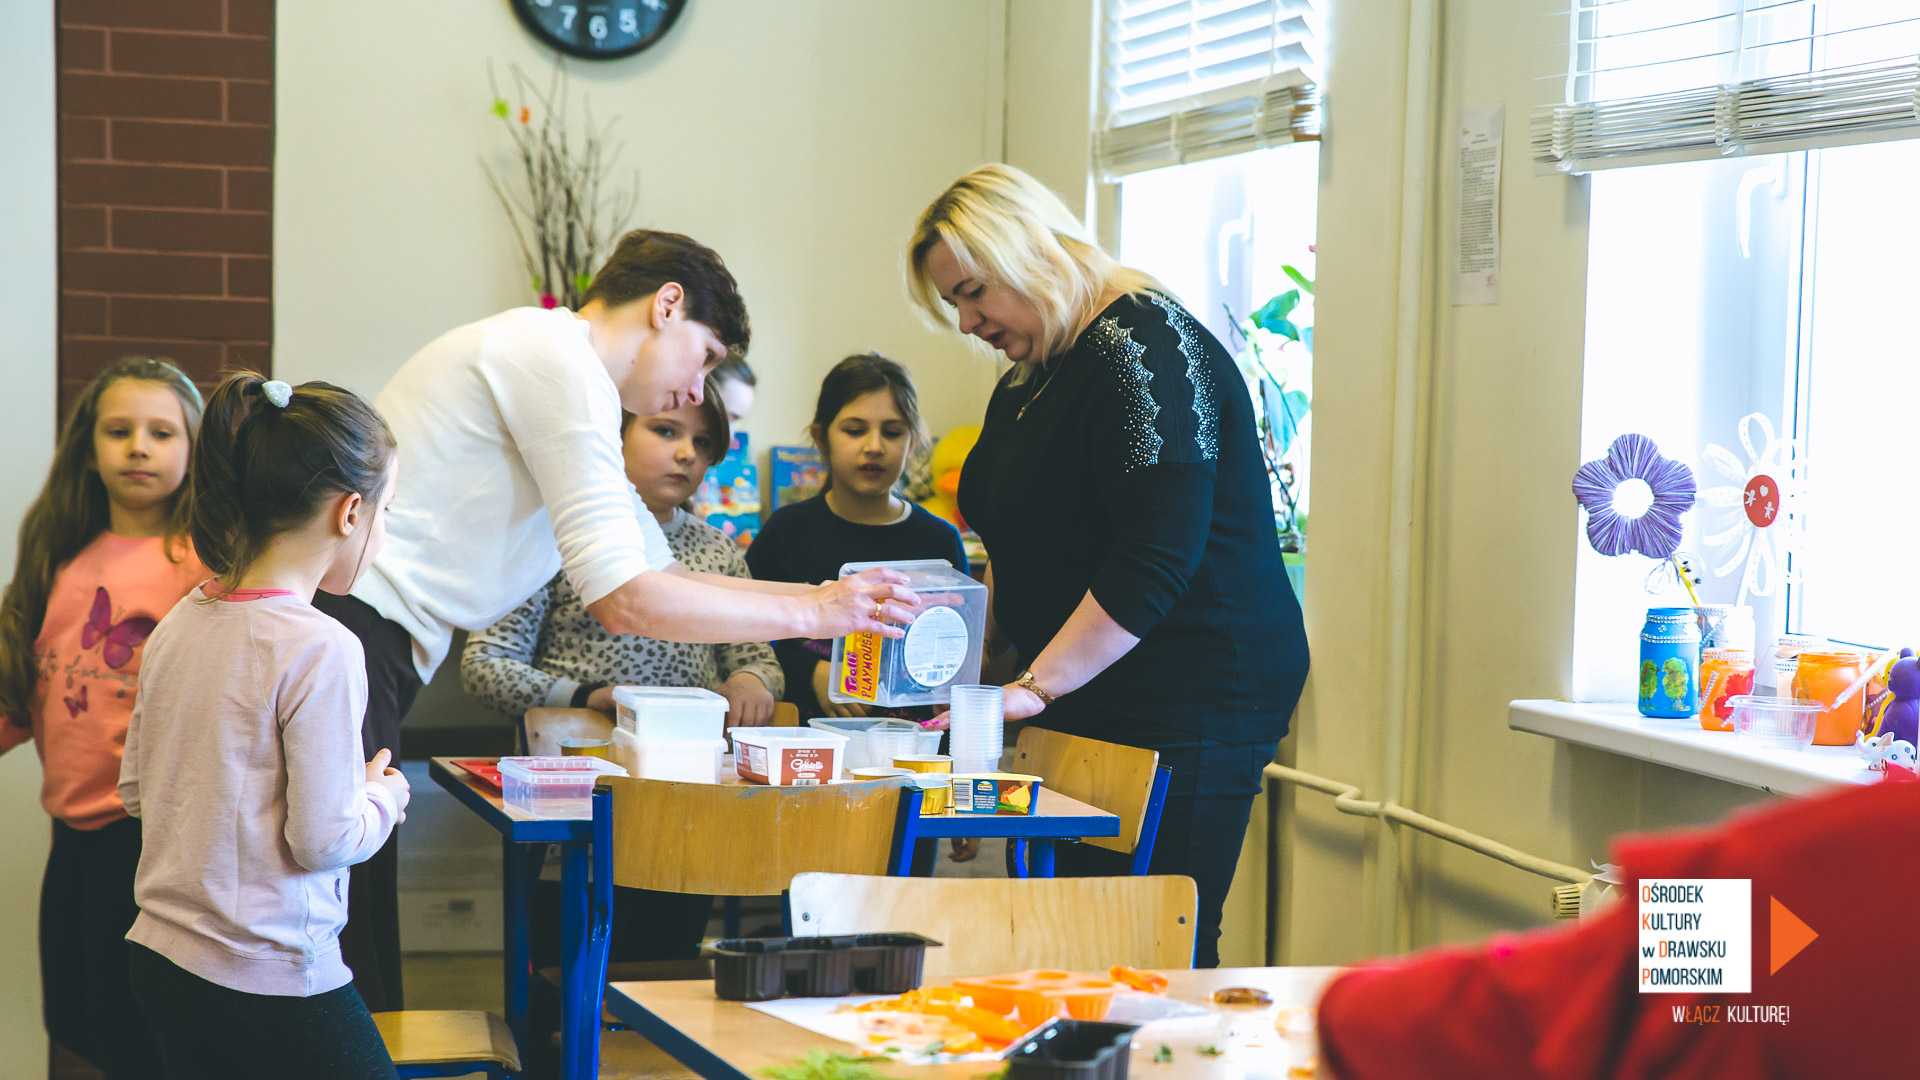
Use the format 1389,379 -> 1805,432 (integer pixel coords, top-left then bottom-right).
829,559 -> 986,708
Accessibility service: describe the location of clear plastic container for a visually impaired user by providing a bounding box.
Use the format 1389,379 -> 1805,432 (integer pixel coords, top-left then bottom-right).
730,727 -> 849,785
829,560 -> 986,708
497,756 -> 629,818
610,728 -> 725,783
806,717 -> 941,768
611,686 -> 728,742
1729,695 -> 1823,752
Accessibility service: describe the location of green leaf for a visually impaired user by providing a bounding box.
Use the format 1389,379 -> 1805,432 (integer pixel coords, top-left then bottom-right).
1282,264 -> 1314,294
491,98 -> 510,119
1152,1045 -> 1174,1064
573,271 -> 593,295
1267,387 -> 1311,457
1252,290 -> 1300,328
1299,325 -> 1313,355
762,1050 -> 886,1080
1197,1046 -> 1224,1057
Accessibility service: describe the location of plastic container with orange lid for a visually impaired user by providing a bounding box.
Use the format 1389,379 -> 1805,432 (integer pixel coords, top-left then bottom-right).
1793,650 -> 1868,746
954,970 -> 1122,1023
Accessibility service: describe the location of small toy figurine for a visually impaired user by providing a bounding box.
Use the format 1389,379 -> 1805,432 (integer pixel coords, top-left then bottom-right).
1864,648 -> 1919,746
1859,731 -> 1919,772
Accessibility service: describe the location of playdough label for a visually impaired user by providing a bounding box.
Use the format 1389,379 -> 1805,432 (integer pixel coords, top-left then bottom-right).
839,631 -> 882,703
902,606 -> 968,688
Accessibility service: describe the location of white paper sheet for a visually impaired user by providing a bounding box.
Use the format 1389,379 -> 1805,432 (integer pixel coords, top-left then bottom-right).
1454,104 -> 1504,306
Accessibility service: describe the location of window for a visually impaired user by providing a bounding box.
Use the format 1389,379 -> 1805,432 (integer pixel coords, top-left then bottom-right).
1117,144 -> 1320,551
1564,1 -> 1920,699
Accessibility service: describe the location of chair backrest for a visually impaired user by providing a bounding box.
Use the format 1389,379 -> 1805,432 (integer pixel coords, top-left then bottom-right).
601,776 -> 911,896
788,874 -> 1197,978
1012,727 -> 1160,856
772,702 -> 800,727
523,706 -> 613,756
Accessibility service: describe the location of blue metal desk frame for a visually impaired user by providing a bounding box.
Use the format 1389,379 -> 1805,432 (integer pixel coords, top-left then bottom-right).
430,758 -> 1127,1079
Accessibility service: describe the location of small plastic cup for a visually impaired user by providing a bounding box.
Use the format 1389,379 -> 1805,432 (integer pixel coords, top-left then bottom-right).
909,774 -> 952,815
1729,695 -> 1823,752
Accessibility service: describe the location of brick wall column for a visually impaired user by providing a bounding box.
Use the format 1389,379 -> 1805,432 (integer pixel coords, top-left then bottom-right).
57,0 -> 274,416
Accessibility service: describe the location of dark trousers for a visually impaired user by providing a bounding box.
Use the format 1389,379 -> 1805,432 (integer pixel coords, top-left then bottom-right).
1030,723 -> 1278,969
40,817 -> 164,1079
312,590 -> 422,1014
128,943 -> 399,1080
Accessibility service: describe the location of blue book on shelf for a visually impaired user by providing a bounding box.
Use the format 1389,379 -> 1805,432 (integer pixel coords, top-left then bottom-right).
696,432 -> 760,548
770,445 -> 825,510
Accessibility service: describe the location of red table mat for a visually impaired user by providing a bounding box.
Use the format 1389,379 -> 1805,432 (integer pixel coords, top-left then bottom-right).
450,758 -> 503,791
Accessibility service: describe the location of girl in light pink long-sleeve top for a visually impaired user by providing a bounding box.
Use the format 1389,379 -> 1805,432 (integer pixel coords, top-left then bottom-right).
119,372 -> 411,1080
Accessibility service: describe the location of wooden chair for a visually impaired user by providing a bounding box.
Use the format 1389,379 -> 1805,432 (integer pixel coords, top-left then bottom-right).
373,1009 -> 520,1079
567,776 -> 923,1080
1010,726 -> 1173,875
787,873 -> 1199,978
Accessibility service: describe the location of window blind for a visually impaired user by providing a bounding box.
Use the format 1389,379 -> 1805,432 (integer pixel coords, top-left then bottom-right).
1096,0 -> 1321,179
1533,0 -> 1920,174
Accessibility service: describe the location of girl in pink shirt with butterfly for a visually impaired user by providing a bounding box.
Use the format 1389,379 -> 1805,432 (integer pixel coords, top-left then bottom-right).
0,357 -> 207,1079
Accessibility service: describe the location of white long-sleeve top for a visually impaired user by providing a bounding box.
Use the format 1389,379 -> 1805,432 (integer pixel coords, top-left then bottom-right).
352,306 -> 675,683
120,588 -> 402,997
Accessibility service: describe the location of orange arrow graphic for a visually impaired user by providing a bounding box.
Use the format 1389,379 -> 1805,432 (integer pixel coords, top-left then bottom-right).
1770,897 -> 1817,975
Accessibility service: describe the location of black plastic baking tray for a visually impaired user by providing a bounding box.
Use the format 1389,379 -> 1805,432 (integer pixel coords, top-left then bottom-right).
1006,1020 -> 1140,1080
706,933 -> 941,1001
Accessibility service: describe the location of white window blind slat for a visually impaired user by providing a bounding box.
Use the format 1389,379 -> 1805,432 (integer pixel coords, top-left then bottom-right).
1535,0 -> 1920,174
1097,0 -> 1321,180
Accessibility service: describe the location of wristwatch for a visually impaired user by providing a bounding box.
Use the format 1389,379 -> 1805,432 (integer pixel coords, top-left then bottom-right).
1015,670 -> 1056,707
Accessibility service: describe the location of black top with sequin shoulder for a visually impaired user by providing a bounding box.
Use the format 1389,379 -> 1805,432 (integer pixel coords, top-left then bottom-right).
958,292 -> 1308,744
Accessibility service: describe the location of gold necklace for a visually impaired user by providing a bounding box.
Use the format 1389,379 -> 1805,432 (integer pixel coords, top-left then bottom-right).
1016,361 -> 1062,420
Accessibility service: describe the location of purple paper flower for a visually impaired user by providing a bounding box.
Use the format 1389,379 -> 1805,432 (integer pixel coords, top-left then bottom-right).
1573,434 -> 1696,558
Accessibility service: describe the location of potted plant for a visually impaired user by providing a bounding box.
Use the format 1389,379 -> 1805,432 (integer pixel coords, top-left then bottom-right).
1227,262 -> 1313,603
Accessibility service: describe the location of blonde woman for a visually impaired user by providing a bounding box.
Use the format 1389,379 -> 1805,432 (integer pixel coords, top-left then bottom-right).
907,164 -> 1308,967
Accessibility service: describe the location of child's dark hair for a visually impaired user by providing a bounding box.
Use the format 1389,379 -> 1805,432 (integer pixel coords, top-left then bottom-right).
584,230 -> 751,357
619,374 -> 732,468
808,353 -> 929,494
188,372 -> 395,588
0,357 -> 204,725
713,355 -> 757,389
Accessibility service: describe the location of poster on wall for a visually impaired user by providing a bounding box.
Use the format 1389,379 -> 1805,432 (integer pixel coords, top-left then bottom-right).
1455,104 -> 1504,306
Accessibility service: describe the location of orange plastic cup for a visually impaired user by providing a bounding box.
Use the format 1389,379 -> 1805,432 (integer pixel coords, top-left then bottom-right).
953,970 -> 1120,1022
1793,650 -> 1867,746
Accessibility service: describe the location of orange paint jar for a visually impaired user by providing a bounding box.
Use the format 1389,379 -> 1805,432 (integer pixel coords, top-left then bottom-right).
1792,651 -> 1867,746
1697,649 -> 1755,731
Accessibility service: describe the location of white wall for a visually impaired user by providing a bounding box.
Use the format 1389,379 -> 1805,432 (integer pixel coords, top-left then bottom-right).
1280,0 -> 1774,963
276,0 -> 1007,465
0,0 -> 59,1070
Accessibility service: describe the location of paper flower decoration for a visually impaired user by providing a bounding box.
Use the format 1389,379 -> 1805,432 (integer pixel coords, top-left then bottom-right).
1573,434 -> 1697,559
1698,412 -> 1804,605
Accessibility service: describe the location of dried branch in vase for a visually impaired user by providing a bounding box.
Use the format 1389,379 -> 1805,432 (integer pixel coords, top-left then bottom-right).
482,59 -> 639,310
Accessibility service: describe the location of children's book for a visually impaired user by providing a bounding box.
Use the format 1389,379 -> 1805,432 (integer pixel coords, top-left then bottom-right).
770,445 -> 826,509
695,432 -> 761,548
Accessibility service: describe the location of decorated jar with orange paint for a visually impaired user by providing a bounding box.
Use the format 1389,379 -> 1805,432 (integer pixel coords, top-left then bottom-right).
1697,649 -> 1755,731
1792,650 -> 1868,746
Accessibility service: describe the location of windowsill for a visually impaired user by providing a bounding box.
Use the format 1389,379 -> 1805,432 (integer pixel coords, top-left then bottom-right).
1508,700 -> 1877,796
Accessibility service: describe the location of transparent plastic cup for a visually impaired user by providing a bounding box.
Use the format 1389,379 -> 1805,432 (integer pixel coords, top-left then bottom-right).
865,721 -> 923,766
1729,695 -> 1823,752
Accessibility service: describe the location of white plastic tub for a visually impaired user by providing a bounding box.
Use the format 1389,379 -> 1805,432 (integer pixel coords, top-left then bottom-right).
497,756 -> 628,819
807,717 -> 942,768
729,727 -> 848,786
612,686 -> 728,742
610,728 -> 725,783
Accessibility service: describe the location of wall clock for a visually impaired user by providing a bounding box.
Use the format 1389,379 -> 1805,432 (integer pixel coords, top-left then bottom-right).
510,0 -> 685,61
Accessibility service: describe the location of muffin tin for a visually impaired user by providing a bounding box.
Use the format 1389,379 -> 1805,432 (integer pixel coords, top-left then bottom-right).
705,933 -> 941,1002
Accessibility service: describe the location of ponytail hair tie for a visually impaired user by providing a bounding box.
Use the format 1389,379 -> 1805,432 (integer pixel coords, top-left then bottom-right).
262,380 -> 293,408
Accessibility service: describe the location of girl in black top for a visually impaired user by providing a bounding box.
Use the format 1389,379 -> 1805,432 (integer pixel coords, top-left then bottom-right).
906,165 -> 1308,967
747,354 -> 967,719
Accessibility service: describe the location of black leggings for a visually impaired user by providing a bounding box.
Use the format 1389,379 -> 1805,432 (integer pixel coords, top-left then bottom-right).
40,816 -> 163,1079
1029,728 -> 1278,968
312,590 -> 421,1014
128,943 -> 399,1080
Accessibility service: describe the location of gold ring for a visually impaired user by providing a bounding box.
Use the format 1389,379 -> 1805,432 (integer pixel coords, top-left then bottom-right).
873,603 -> 886,623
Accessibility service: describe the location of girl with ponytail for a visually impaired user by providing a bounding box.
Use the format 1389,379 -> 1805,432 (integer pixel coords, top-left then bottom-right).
119,372 -> 411,1080
0,356 -> 203,1078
